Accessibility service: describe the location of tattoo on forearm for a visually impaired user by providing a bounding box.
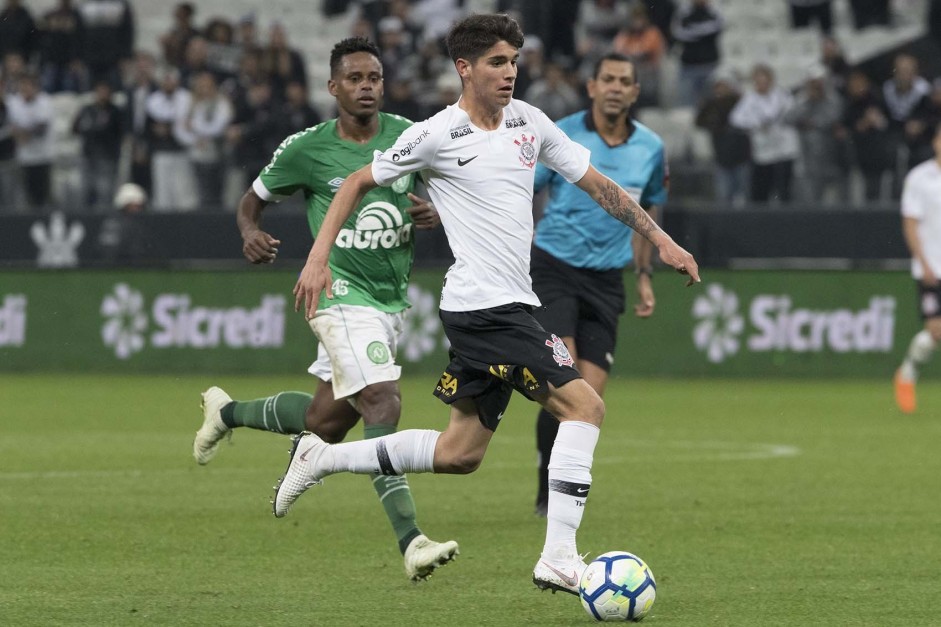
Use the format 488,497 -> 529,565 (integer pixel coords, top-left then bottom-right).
598,181 -> 656,239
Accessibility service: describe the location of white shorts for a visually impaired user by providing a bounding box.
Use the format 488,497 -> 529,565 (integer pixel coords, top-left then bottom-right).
307,304 -> 405,400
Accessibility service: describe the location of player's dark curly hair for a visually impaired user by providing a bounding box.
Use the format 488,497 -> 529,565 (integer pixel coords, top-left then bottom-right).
329,37 -> 381,77
445,13 -> 524,63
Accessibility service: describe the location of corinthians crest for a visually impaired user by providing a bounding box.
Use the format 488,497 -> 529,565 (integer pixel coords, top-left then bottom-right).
513,134 -> 537,168
545,333 -> 574,367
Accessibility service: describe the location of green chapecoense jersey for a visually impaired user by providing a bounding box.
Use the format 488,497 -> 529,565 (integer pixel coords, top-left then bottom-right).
258,112 -> 415,312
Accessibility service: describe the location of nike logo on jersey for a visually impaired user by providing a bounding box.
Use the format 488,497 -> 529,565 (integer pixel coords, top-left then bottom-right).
457,156 -> 478,166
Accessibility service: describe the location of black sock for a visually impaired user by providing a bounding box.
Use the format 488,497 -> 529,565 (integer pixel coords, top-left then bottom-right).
536,408 -> 559,505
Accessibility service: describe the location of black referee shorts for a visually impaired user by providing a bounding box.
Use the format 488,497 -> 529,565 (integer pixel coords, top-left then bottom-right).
530,245 -> 625,371
433,303 -> 582,431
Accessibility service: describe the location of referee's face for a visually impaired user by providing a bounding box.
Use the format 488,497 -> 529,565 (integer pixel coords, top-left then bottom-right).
329,51 -> 384,119
587,60 -> 639,120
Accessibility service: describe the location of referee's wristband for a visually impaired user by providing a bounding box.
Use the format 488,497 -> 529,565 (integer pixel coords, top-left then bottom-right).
635,266 -> 653,278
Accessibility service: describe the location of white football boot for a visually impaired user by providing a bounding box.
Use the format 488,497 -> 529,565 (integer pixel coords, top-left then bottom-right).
272,431 -> 327,518
193,386 -> 233,465
532,550 -> 589,596
403,534 -> 460,582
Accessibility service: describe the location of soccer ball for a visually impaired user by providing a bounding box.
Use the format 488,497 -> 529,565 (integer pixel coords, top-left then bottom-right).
579,551 -> 657,622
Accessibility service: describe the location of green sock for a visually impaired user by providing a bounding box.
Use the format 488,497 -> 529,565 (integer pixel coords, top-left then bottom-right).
364,423 -> 422,554
219,392 -> 311,434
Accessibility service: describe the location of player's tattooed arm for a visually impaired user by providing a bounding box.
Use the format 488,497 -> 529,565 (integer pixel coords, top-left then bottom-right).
596,180 -> 658,241
576,165 -> 701,285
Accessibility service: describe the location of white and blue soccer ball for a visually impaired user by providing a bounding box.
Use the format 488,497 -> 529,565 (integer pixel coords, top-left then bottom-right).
579,551 -> 657,622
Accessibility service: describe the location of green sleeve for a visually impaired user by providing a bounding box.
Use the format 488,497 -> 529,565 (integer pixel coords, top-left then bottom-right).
257,128 -> 318,199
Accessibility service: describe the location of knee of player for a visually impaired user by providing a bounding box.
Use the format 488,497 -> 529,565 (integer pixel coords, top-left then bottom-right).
437,450 -> 483,475
356,382 -> 402,424
581,393 -> 606,426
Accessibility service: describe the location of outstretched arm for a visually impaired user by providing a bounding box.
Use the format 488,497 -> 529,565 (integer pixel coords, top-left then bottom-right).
293,163 -> 379,317
575,165 -> 700,285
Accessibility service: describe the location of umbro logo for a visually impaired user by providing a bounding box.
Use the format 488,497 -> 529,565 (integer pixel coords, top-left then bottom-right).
457,156 -> 478,166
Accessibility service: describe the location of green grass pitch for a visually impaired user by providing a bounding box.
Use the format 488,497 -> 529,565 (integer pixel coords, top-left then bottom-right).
1,374 -> 939,626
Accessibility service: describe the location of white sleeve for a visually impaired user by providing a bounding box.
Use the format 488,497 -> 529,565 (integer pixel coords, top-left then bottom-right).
532,109 -> 590,184
901,170 -> 924,220
371,120 -> 438,187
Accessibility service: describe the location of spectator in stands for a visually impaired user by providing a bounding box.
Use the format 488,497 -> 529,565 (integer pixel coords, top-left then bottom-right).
124,51 -> 157,194
146,66 -> 196,212
820,36 -> 850,95
883,54 -> 931,196
786,64 -> 845,205
0,95 -> 21,213
383,75 -> 423,121
7,74 -> 53,210
908,78 -> 941,166
839,69 -> 891,202
400,38 -> 451,114
160,3 -> 199,70
79,0 -> 134,89
1,52 -> 28,97
204,17 -> 241,82
38,0 -> 88,94
377,17 -> 414,82
236,13 -> 261,56
613,4 -> 667,108
514,35 -> 545,102
408,0 -> 466,46
525,61 -> 584,122
788,0 -> 833,35
646,0 -> 677,49
227,78 -> 280,190
849,0 -> 891,29
730,64 -> 799,204
97,182 -> 152,266
671,0 -> 724,107
282,81 -> 322,132
695,71 -> 751,208
576,0 -> 632,80
230,49 -> 266,104
261,23 -> 308,100
0,0 -> 37,64
73,80 -> 124,211
174,71 -> 233,210
179,36 -> 214,87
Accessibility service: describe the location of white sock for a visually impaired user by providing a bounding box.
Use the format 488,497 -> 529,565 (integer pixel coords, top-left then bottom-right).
901,330 -> 936,381
316,429 -> 439,477
543,420 -> 600,560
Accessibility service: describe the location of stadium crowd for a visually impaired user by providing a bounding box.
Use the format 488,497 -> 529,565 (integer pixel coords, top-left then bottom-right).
0,0 -> 938,214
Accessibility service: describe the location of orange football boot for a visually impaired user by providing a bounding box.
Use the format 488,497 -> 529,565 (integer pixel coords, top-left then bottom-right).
894,369 -> 917,414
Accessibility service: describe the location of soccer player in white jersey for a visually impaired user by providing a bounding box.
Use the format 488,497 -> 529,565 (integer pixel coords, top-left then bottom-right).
276,13 -> 700,596
895,122 -> 941,414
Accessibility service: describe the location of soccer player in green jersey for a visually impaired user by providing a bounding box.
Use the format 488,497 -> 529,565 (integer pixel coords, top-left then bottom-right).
192,37 -> 459,582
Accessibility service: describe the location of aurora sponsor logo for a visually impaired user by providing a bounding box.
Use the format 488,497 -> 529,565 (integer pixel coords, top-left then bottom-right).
692,284 -> 895,363
335,201 -> 412,250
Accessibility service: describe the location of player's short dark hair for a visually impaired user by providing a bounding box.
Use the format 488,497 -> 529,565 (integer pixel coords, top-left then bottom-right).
329,37 -> 382,77
446,13 -> 524,63
592,52 -> 634,80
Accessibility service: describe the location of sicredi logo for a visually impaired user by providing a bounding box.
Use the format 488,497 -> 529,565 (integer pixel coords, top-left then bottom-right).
0,294 -> 27,347
692,284 -> 895,363
335,201 -> 412,250
100,284 -> 285,360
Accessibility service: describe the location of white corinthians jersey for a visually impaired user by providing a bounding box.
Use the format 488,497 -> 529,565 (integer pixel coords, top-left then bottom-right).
372,99 -> 591,312
902,158 -> 941,280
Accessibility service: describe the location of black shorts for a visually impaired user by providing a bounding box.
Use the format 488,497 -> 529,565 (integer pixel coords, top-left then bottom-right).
917,281 -> 941,320
530,245 -> 625,371
433,303 -> 582,431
